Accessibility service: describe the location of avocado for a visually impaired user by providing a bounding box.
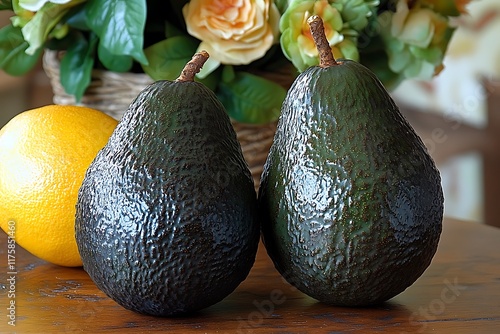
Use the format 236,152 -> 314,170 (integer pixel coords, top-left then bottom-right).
258,16 -> 443,306
75,51 -> 259,316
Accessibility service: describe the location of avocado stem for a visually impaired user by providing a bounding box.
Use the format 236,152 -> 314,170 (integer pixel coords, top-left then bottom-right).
307,15 -> 338,68
176,50 -> 210,82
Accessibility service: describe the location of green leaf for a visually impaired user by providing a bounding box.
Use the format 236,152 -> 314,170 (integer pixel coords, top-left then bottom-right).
59,33 -> 97,101
21,2 -> 75,55
142,36 -> 198,81
165,20 -> 186,38
0,25 -> 41,76
221,65 -> 235,83
97,42 -> 133,72
65,4 -> 91,31
85,0 -> 148,65
217,72 -> 286,124
0,0 -> 12,10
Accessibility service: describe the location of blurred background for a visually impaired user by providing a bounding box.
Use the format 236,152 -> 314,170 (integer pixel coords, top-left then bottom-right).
391,0 -> 500,227
1,0 -> 499,227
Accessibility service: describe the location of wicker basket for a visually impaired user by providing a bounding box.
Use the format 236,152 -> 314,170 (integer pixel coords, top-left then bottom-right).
43,50 -> 154,120
42,50 -> 292,190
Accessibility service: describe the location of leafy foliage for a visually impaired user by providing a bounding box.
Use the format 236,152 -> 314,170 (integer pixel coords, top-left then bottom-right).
0,25 -> 41,75
142,36 -> 198,81
85,0 -> 147,65
59,31 -> 97,101
218,69 -> 286,124
0,0 -> 467,124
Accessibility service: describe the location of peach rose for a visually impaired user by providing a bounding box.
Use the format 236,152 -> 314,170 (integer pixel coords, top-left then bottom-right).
183,0 -> 280,77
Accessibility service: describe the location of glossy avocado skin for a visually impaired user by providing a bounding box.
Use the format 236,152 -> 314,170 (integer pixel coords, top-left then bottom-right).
258,60 -> 444,306
75,80 -> 259,316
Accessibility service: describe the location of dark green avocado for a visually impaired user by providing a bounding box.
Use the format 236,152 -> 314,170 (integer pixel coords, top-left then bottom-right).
75,52 -> 259,316
258,16 -> 444,306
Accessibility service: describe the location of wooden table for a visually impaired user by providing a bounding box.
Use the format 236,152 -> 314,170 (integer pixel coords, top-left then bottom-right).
1,217 -> 499,333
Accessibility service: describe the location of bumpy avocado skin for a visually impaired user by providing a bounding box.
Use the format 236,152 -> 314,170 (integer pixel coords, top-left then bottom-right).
75,81 -> 259,316
259,60 -> 444,306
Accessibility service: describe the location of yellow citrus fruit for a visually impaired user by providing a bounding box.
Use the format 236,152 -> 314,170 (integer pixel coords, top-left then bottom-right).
0,105 -> 118,267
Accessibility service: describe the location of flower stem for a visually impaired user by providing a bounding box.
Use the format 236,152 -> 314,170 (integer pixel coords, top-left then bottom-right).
307,15 -> 338,68
176,50 -> 210,82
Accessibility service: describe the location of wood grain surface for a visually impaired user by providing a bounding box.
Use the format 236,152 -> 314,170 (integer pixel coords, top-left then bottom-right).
1,217 -> 499,333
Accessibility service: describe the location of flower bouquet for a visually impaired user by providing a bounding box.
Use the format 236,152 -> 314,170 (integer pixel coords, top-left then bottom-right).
1,0 -> 468,122
0,0 -> 469,186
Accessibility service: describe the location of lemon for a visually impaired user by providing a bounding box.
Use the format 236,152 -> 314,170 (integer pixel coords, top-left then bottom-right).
0,105 -> 118,267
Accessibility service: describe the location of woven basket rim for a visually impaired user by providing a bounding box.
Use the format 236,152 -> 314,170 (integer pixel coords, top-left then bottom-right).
43,49 -> 153,83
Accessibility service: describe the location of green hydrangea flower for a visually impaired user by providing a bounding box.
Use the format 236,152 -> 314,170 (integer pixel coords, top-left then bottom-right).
280,0 -> 377,72
378,0 -> 454,83
331,0 -> 380,31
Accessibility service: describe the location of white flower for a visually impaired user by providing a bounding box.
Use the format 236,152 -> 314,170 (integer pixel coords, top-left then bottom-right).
19,0 -> 73,12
